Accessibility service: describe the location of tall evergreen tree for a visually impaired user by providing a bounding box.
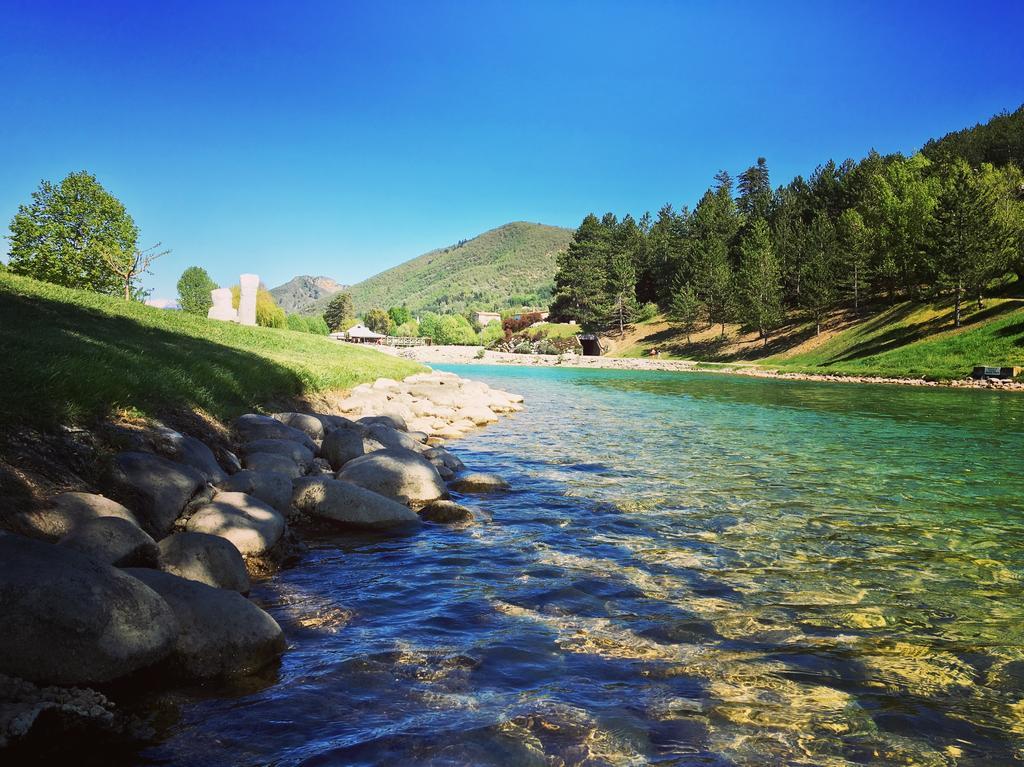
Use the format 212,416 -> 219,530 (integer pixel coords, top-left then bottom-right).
837,208 -> 871,312
737,157 -> 772,222
323,292 -> 354,332
549,214 -> 611,331
800,213 -> 839,335
668,282 -> 703,344
736,219 -> 783,344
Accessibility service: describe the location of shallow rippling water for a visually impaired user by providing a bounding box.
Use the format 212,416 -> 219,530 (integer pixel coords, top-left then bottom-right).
142,366 -> 1024,766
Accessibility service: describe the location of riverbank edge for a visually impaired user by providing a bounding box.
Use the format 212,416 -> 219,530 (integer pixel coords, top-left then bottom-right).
386,346 -> 1024,392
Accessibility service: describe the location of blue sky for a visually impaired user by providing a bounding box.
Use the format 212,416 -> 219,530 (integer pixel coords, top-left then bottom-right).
1,1 -> 1022,301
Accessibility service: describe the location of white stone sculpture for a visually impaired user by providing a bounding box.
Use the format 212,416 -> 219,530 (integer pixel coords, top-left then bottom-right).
207,288 -> 238,322
238,274 -> 259,327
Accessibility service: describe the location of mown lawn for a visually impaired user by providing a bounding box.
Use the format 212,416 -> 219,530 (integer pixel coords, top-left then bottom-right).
0,272 -> 424,426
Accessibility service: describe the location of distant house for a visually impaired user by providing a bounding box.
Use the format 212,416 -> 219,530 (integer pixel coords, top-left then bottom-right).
473,311 -> 502,327
343,324 -> 386,343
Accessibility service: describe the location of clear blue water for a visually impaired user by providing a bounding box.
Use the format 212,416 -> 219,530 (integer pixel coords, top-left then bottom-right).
142,366 -> 1024,766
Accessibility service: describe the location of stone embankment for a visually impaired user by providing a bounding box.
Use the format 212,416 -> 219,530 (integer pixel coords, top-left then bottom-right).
0,370 -> 521,752
389,345 -> 1024,391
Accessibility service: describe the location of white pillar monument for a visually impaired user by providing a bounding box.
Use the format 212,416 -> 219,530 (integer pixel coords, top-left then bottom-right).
207,288 -> 238,322
238,273 -> 259,327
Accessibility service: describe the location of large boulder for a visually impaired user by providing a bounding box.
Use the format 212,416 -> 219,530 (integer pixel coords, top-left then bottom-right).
105,452 -> 208,538
419,500 -> 475,526
241,452 -> 304,479
363,423 -> 424,453
231,414 -> 316,452
215,470 -> 292,514
57,517 -> 159,567
450,472 -> 510,493
18,492 -> 140,542
151,427 -> 227,484
359,413 -> 409,432
237,439 -> 315,470
336,448 -> 447,507
0,535 -> 178,686
312,413 -> 359,433
185,492 -> 285,555
292,476 -> 421,529
157,532 -> 250,593
319,426 -> 366,470
125,569 -> 284,679
271,412 -> 325,441
422,447 -> 466,473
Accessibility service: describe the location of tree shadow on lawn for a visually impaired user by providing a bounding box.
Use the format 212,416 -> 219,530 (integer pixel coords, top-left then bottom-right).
0,290 -> 307,427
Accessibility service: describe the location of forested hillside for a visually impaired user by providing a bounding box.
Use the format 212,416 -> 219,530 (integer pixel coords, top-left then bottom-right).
322,222 -> 573,315
551,106 -> 1024,348
269,275 -> 346,314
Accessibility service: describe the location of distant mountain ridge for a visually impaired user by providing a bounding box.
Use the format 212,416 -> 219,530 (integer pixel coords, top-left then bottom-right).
269,275 -> 347,314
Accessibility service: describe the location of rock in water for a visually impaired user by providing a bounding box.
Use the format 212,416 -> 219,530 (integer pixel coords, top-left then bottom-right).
18,492 -> 141,541
271,412 -> 325,441
419,500 -> 475,525
185,492 -> 285,555
105,452 -> 207,538
449,472 -> 510,493
231,414 -> 316,452
319,427 -> 366,470
57,517 -> 159,567
157,532 -> 250,593
215,470 -> 292,513
125,569 -> 284,679
336,448 -> 447,507
0,535 -> 178,686
292,476 -> 421,529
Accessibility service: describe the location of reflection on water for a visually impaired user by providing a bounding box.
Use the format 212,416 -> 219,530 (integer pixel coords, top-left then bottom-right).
142,366 -> 1024,766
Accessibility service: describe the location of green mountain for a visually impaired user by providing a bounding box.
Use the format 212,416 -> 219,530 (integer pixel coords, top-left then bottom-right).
320,222 -> 573,316
269,275 -> 347,314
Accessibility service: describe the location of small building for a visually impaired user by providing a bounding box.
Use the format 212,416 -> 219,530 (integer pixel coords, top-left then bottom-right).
473,311 -> 502,327
344,324 -> 386,344
578,333 -> 604,356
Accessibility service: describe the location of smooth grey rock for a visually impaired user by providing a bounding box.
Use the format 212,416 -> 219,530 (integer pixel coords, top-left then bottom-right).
20,492 -> 140,541
185,492 -> 285,555
215,470 -> 292,514
231,414 -> 316,452
336,448 -> 447,507
125,569 -> 284,679
436,464 -> 455,481
407,430 -> 429,444
364,423 -> 424,453
319,426 -> 365,470
237,439 -> 314,469
57,516 -> 159,567
224,449 -> 243,473
292,476 -> 421,529
271,412 -> 325,441
0,536 -> 178,686
450,472 -> 510,493
422,447 -> 467,473
157,532 -> 250,593
105,452 -> 207,538
152,427 -> 227,484
359,413 -> 408,432
311,413 -> 360,432
419,500 -> 475,525
241,451 -> 304,479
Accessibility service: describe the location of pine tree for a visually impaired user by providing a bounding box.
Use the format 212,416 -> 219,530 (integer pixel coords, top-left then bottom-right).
668,282 -> 703,344
800,213 -> 838,335
736,219 -> 783,344
323,292 -> 354,332
837,208 -> 871,312
550,214 -> 611,331
737,158 -> 772,222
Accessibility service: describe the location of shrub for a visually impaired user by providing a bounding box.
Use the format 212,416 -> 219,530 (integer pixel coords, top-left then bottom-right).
636,301 -> 659,323
393,320 -> 419,337
479,322 -> 505,346
434,314 -> 480,345
286,314 -> 308,332
513,341 -> 533,354
305,315 -> 329,335
230,285 -> 286,328
503,311 -> 543,334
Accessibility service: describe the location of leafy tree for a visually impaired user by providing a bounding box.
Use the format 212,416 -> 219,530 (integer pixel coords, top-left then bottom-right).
736,219 -> 783,343
433,314 -> 479,345
364,308 -> 393,334
668,282 -> 704,344
305,315 -> 330,335
8,171 -> 139,296
177,266 -> 218,315
388,305 -> 411,327
323,292 -> 354,332
102,242 -> 169,301
393,320 -> 419,337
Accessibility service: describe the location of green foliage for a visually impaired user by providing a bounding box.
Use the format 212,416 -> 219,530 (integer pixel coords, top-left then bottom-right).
304,314 -> 330,335
0,270 -> 424,426
392,320 -> 419,337
635,302 -> 659,323
177,266 -> 218,315
418,311 -> 440,340
479,321 -> 505,346
669,283 -> 704,343
286,313 -> 309,332
550,214 -> 611,331
432,314 -> 480,345
322,292 -> 354,332
230,285 -> 287,328
735,219 -> 783,341
387,305 -> 411,326
8,171 -> 139,296
363,308 -> 392,334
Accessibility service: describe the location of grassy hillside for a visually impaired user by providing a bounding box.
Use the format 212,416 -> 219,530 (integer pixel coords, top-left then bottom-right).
269,275 -> 346,314
0,272 -> 423,427
612,290 -> 1024,381
326,222 -> 573,316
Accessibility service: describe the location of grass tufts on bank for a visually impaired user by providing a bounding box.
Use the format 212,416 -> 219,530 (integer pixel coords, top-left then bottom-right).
0,272 -> 425,426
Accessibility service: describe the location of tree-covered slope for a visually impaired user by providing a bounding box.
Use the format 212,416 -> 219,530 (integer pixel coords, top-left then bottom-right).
328,222 -> 573,315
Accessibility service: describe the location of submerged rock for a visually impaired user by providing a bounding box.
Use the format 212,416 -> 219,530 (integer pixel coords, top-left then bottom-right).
19,492 -> 141,541
105,451 -> 208,538
125,569 -> 284,679
449,472 -> 510,493
57,516 -> 159,567
418,500 -> 475,525
215,469 -> 292,514
185,492 -> 285,555
336,448 -> 447,507
0,535 -> 178,686
292,476 -> 421,529
157,531 -> 250,593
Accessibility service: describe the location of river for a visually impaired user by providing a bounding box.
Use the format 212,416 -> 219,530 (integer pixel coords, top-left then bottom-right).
142,365 -> 1024,766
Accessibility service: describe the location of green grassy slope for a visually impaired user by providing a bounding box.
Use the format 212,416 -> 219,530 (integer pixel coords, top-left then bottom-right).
328,222 -> 573,315
0,272 -> 424,426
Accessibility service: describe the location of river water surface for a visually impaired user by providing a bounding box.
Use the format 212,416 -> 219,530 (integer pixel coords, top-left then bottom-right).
143,366 -> 1024,766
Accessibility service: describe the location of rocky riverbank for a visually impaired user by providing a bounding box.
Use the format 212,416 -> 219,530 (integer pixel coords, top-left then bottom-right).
0,370 -> 522,754
387,345 -> 1024,391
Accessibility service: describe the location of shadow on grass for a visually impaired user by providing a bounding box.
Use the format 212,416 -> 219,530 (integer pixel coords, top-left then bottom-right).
0,290 -> 306,427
